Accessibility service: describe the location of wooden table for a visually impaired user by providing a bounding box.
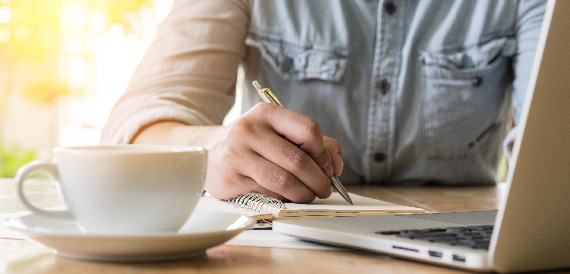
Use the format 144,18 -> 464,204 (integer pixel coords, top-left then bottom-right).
0,179 -> 561,274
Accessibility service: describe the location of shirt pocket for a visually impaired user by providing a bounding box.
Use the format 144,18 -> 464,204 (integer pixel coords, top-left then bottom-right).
419,38 -> 515,160
246,33 -> 348,82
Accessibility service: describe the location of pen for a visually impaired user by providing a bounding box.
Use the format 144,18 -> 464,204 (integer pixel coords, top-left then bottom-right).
252,80 -> 353,205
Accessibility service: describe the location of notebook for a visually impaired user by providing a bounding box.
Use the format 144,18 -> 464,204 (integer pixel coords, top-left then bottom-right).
273,0 -> 570,272
196,192 -> 424,224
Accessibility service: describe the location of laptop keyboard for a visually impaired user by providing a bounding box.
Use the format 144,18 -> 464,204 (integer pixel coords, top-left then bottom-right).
375,225 -> 494,250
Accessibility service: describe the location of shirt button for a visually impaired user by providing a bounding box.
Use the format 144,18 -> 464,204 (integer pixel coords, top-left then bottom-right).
378,79 -> 391,95
384,1 -> 397,15
374,152 -> 386,162
472,76 -> 483,87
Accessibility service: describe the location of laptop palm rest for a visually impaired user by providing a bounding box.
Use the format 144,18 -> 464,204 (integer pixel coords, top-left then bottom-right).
400,210 -> 496,225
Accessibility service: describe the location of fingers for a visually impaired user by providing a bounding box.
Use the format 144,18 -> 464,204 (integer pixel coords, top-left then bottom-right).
204,134 -> 318,203
258,103 -> 335,177
246,153 -> 319,203
324,136 -> 343,176
252,130 -> 332,199
205,102 -> 340,203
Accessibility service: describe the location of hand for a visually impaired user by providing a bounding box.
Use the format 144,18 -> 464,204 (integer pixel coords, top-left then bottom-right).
205,103 -> 342,203
132,103 -> 343,203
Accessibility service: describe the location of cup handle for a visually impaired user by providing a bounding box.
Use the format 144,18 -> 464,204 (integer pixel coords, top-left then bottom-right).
14,160 -> 73,220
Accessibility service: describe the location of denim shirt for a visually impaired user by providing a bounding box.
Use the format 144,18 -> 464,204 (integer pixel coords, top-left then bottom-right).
102,0 -> 546,185
241,0 -> 545,185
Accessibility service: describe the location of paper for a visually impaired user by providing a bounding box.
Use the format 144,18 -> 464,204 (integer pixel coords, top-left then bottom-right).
196,192 -> 424,221
226,230 -> 344,250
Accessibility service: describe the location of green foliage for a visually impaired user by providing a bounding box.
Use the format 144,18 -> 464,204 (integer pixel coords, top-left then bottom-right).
0,144 -> 37,178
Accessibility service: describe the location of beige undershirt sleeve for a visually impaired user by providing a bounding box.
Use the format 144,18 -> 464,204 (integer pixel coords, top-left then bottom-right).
100,0 -> 250,144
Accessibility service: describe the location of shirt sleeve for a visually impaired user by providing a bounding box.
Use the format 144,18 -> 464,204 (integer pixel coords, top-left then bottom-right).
100,0 -> 250,144
503,0 -> 546,158
511,0 -> 547,124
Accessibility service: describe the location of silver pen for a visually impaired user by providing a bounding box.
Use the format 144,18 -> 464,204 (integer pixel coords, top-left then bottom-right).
252,80 -> 353,205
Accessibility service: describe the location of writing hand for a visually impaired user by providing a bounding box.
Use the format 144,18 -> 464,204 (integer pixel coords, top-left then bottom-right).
205,103 -> 343,203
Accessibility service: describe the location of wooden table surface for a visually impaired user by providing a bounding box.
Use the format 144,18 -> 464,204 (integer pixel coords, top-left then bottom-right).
0,179 -> 563,274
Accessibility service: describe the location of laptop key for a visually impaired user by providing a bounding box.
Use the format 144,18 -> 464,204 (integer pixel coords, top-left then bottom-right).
375,225 -> 493,250
375,230 -> 401,235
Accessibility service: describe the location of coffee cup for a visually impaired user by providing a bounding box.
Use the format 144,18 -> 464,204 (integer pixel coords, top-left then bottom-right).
14,145 -> 207,235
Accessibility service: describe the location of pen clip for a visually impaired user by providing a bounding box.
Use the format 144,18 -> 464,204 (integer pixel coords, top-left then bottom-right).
253,80 -> 284,107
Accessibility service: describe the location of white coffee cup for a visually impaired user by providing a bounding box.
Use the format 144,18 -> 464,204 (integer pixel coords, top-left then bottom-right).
14,145 -> 207,235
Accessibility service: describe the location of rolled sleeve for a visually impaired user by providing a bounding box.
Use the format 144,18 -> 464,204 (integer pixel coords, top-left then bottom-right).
101,0 -> 250,144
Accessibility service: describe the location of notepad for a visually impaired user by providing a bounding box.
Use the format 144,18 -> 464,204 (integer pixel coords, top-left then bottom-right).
196,192 -> 425,223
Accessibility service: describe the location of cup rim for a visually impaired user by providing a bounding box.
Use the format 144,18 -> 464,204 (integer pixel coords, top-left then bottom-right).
53,145 -> 206,155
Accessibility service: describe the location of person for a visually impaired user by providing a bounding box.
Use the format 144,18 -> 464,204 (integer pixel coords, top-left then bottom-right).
101,0 -> 546,203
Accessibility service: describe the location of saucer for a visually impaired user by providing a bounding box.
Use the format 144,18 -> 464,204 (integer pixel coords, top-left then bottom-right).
3,210 -> 254,262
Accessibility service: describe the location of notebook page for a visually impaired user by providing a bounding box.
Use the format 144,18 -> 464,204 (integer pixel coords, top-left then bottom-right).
196,192 -> 424,220
276,193 -> 425,217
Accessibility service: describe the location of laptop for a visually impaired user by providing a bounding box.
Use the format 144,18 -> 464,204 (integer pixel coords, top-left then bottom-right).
273,0 -> 570,272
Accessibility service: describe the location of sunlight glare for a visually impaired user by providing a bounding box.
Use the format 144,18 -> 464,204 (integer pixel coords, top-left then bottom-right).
66,39 -> 82,54
14,24 -> 29,41
0,28 -> 10,43
60,2 -> 88,29
89,10 -> 107,34
0,6 -> 11,24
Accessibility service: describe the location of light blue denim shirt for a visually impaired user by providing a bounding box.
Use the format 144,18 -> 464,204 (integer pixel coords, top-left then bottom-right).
102,0 -> 546,185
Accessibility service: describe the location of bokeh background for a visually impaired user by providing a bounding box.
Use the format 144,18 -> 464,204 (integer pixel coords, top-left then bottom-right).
0,0 -> 173,177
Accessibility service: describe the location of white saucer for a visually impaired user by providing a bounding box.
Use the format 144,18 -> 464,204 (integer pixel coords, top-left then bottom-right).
3,210 -> 254,263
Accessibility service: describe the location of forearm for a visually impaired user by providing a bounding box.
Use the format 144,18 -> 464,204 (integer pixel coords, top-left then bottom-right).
131,121 -> 224,151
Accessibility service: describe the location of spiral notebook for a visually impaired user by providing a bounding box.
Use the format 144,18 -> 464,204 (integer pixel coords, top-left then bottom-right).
196,192 -> 425,224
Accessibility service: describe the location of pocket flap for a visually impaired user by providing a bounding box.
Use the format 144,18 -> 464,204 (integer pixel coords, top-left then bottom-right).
420,37 -> 516,70
246,33 -> 347,82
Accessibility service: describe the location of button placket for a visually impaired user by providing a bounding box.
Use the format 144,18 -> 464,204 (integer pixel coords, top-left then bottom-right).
365,0 -> 404,182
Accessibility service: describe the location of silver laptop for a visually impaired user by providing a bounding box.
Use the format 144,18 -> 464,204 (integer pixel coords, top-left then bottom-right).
273,0 -> 570,272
